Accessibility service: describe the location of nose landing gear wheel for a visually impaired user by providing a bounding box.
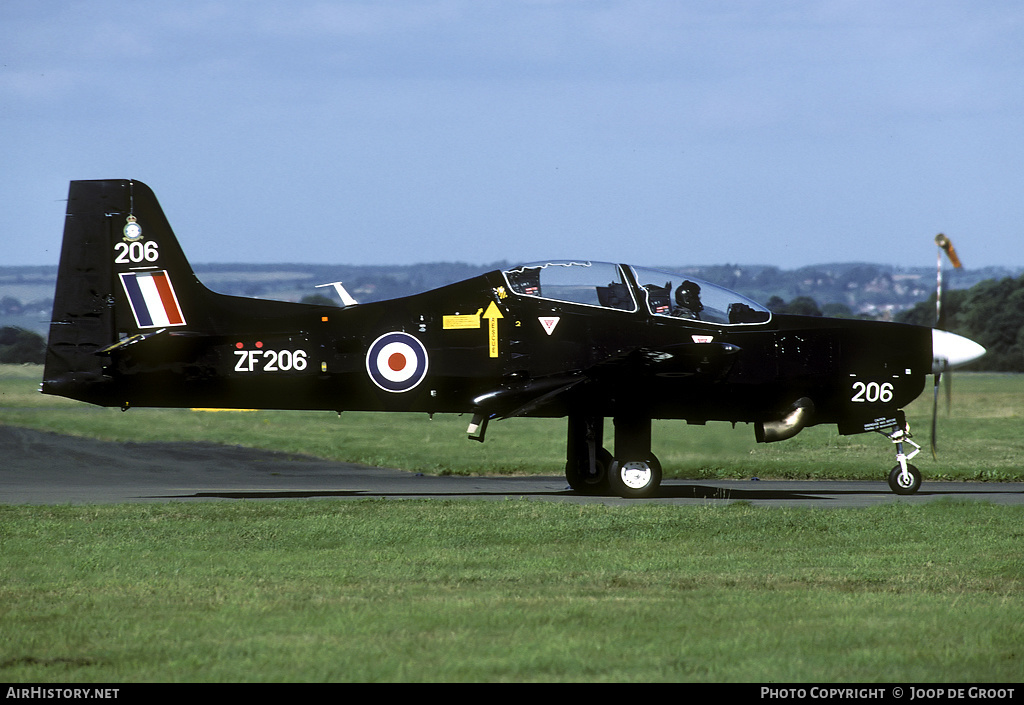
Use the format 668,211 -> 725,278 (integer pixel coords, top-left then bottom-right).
879,411 -> 923,495
608,456 -> 662,499
888,463 -> 922,495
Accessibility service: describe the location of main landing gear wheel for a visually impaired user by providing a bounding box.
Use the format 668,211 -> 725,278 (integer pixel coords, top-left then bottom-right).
888,463 -> 922,495
565,448 -> 612,495
608,455 -> 662,499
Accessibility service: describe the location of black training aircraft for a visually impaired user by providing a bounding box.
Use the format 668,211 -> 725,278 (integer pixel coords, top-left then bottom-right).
42,180 -> 986,497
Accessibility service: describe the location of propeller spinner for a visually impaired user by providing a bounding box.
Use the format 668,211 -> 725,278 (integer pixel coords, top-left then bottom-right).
932,328 -> 985,373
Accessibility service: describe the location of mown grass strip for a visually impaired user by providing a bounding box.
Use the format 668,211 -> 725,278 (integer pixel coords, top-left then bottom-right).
2,500 -> 1022,682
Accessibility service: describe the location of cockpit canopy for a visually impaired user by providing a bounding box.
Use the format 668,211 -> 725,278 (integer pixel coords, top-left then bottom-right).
502,260 -> 771,325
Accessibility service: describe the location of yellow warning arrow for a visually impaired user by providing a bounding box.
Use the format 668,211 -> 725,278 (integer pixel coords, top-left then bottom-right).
482,300 -> 503,358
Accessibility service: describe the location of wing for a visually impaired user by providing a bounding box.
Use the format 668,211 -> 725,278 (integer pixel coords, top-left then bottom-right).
470,341 -> 741,421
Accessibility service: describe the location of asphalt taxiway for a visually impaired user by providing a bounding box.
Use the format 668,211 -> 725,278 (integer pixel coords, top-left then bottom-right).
4,425 -> 1022,507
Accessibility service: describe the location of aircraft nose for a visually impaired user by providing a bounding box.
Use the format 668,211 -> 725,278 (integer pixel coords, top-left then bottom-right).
932,329 -> 986,373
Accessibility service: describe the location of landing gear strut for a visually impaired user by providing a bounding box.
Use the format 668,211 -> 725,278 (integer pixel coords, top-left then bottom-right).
880,411 -> 922,495
565,415 -> 611,495
565,413 -> 662,499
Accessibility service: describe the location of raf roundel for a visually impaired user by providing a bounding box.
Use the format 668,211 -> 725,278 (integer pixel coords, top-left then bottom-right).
366,332 -> 429,393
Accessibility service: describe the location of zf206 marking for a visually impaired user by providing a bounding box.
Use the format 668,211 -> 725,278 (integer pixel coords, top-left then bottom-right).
851,381 -> 894,403
114,240 -> 160,264
234,348 -> 308,373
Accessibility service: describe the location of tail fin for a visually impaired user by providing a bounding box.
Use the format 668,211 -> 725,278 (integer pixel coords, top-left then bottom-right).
42,179 -> 300,407
43,180 -> 195,401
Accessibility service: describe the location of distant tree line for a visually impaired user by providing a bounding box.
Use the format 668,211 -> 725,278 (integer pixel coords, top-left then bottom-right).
769,275 -> 1024,372
765,296 -> 861,319
896,274 -> 1024,372
0,327 -> 45,364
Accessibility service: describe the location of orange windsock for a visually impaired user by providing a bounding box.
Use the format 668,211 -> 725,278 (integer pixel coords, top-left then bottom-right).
935,233 -> 962,268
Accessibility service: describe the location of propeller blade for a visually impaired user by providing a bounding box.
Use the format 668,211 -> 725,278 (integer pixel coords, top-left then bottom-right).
931,373 -> 940,458
929,234 -> 974,459
945,370 -> 952,414
935,235 -> 947,329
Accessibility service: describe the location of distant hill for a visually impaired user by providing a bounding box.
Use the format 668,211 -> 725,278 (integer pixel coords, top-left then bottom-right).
3,261 -> 1020,336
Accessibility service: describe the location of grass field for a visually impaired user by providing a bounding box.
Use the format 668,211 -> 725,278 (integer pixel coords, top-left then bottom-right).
1,365 -> 1023,682
2,501 -> 1022,682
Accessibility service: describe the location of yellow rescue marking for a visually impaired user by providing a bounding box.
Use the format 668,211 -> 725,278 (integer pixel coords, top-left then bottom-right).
483,300 -> 503,358
443,308 -> 483,329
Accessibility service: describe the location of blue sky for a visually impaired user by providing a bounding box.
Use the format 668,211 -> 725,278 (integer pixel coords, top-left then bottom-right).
3,1 -> 1023,269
